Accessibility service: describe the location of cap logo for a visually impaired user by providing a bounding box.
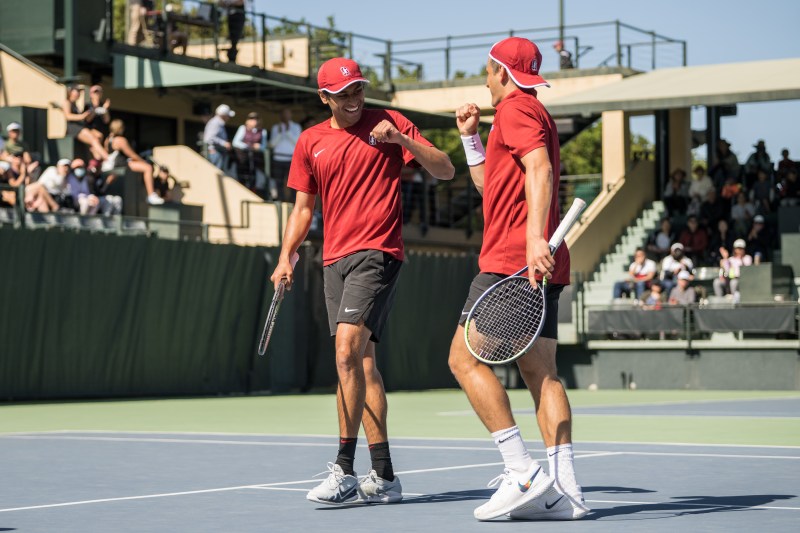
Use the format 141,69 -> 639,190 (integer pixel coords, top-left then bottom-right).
340,66 -> 350,77
531,59 -> 538,72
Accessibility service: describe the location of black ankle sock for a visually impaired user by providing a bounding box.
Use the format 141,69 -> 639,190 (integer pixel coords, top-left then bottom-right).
368,441 -> 394,481
335,437 -> 358,475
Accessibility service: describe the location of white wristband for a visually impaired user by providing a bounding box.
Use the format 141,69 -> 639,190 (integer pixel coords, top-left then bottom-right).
461,133 -> 486,166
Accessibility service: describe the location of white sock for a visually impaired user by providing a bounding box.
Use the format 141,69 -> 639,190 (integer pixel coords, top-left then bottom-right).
492,426 -> 533,474
547,443 -> 581,498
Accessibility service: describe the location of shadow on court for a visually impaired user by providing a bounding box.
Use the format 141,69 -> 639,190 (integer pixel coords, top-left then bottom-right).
587,494 -> 797,521
315,489 -> 493,510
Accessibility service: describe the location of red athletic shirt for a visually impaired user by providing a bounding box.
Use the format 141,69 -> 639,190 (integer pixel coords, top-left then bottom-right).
288,109 -> 432,266
479,90 -> 570,284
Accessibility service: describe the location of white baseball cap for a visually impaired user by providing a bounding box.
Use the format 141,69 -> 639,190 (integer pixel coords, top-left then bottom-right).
733,238 -> 746,249
215,104 -> 235,117
678,270 -> 692,281
57,158 -> 71,167
6,122 -> 21,132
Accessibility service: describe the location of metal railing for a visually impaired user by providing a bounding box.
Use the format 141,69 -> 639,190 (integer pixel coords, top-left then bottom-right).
110,2 -> 687,86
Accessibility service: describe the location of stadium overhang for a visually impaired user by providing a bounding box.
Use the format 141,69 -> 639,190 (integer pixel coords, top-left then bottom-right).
112,53 -> 454,129
546,58 -> 800,116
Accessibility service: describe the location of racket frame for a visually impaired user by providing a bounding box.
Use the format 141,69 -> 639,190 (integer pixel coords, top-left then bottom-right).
464,198 -> 586,365
257,252 -> 300,356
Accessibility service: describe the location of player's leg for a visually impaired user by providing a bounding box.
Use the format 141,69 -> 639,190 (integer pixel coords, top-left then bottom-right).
357,341 -> 402,503
306,263 -> 366,505
450,273 -> 553,520
351,252 -> 403,502
510,284 -> 589,520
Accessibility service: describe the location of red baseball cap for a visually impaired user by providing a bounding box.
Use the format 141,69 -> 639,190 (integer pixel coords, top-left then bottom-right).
488,37 -> 550,89
317,58 -> 369,94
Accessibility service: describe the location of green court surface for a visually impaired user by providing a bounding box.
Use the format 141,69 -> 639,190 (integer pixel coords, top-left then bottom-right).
1,389 -> 799,446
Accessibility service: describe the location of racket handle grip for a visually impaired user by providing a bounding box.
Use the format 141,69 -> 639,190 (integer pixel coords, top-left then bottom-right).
290,251 -> 300,270
549,198 -> 586,253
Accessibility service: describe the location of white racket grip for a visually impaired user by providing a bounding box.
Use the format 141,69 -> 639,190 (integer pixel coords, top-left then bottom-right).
549,198 -> 586,253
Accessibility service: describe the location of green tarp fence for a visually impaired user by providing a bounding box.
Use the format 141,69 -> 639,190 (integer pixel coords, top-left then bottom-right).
0,227 -> 477,400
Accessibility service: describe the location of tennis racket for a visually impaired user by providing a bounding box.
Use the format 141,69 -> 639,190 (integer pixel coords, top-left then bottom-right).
464,198 -> 586,365
258,252 -> 300,356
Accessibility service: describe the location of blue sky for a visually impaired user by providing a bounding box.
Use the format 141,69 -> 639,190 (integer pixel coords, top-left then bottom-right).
253,0 -> 800,163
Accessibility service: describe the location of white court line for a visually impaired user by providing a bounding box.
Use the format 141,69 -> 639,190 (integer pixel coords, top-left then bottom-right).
438,394 -> 800,416
0,460 -> 516,514
0,429 -> 800,450
0,435 -> 499,452
3,430 -> 800,450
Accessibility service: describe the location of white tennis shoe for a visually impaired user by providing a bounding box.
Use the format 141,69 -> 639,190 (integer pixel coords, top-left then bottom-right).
509,485 -> 590,520
356,470 -> 403,503
306,463 -> 359,505
473,461 -> 553,521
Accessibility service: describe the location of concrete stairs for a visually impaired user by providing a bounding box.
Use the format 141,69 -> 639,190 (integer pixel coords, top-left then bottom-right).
581,201 -> 666,307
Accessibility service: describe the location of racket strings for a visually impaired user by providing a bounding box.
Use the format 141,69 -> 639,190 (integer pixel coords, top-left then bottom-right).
467,278 -> 545,363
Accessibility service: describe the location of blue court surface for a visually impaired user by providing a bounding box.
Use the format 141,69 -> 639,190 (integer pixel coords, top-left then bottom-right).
1,429 -> 798,532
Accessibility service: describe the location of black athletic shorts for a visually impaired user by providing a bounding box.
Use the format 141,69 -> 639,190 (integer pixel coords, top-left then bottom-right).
459,272 -> 564,340
323,250 -> 402,343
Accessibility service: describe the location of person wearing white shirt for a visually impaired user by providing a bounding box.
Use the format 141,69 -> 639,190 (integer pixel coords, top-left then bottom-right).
268,108 -> 301,202
612,248 -> 658,300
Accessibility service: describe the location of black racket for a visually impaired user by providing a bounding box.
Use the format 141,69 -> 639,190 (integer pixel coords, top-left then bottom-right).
258,252 -> 299,356
464,198 -> 586,365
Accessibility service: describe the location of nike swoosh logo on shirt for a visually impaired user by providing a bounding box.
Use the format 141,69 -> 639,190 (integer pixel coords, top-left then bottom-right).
314,148 -> 326,158
344,307 -> 359,313
545,495 -> 564,509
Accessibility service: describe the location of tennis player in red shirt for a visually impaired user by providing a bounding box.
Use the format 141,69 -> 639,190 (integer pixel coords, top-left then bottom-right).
450,37 -> 590,521
270,57 -> 453,505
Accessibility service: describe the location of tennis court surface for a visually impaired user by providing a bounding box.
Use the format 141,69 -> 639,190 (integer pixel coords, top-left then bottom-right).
2,390 -> 798,532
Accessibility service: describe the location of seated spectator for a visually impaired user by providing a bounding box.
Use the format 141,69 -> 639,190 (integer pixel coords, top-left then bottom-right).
37,158 -> 74,210
720,175 -> 743,206
660,242 -> 694,295
743,139 -> 773,189
85,85 -> 111,143
641,281 -> 665,310
749,169 -> 774,214
647,217 -> 675,259
708,218 -> 736,265
232,111 -> 268,197
612,247 -> 657,300
699,187 -> 725,228
677,215 -> 709,264
3,122 -> 40,182
713,239 -> 752,300
730,191 -> 755,236
776,148 -> 796,181
103,119 -> 164,205
67,158 -> 122,215
778,168 -> 799,207
709,138 -> 741,189
61,85 -> 109,161
668,270 -> 696,305
663,168 -> 690,215
687,165 -> 714,216
553,41 -> 574,69
746,214 -> 772,262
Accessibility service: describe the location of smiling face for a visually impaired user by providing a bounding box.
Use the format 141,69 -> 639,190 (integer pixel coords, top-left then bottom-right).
319,82 -> 365,129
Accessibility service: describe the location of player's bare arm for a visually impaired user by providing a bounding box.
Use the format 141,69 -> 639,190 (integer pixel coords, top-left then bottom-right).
370,120 -> 454,180
270,191 -> 315,290
455,103 -> 486,194
522,146 -> 554,286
